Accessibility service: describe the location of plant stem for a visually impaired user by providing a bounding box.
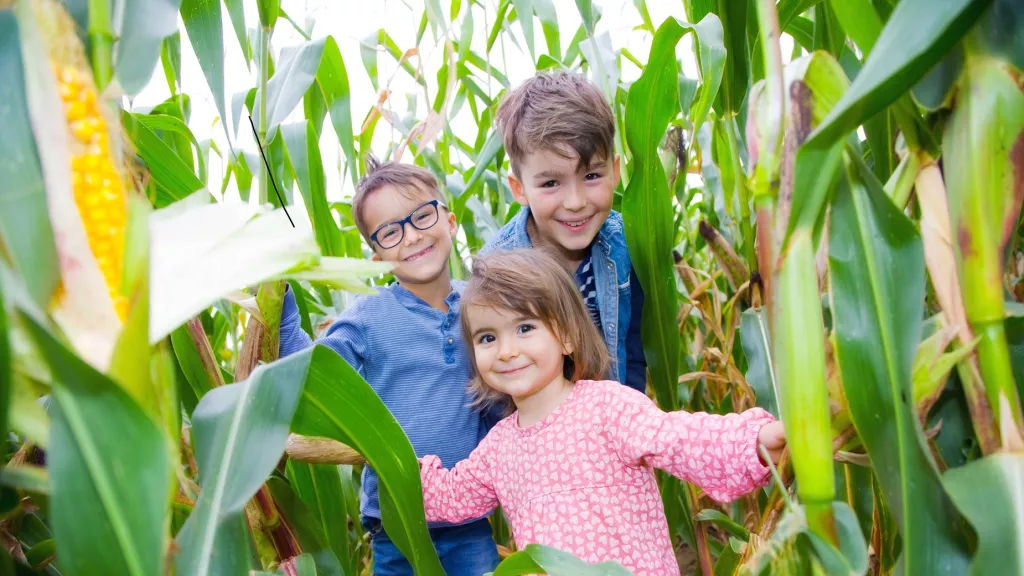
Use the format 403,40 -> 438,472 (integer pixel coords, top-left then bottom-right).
975,320 -> 1024,433
87,0 -> 113,90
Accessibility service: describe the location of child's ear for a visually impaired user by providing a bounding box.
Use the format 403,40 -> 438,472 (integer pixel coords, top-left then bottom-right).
371,252 -> 382,262
508,173 -> 528,206
445,209 -> 457,237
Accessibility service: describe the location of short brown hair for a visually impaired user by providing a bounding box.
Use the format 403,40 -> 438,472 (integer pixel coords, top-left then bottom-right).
460,247 -> 610,415
494,70 -> 615,177
351,155 -> 446,242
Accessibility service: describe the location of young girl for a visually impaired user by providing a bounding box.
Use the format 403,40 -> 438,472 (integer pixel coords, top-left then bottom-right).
419,248 -> 787,575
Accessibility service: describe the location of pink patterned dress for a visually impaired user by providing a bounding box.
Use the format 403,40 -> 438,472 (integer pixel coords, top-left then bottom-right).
419,380 -> 775,575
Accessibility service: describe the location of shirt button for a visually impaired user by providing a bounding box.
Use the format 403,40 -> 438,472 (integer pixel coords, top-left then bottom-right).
607,263 -> 613,269
447,337 -> 454,344
609,323 -> 615,329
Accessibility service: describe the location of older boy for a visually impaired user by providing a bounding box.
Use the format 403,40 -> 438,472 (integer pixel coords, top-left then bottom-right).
277,157 -> 500,575
482,70 -> 647,393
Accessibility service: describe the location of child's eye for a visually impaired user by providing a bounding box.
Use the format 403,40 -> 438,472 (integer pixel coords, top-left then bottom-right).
517,323 -> 535,335
478,334 -> 495,344
584,172 -> 601,181
539,180 -> 558,188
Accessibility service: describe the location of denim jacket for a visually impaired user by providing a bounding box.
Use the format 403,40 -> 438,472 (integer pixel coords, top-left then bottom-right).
480,207 -> 647,392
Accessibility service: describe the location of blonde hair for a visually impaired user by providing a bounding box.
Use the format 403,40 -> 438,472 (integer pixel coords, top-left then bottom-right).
460,248 -> 610,415
351,155 -> 447,242
494,70 -> 615,178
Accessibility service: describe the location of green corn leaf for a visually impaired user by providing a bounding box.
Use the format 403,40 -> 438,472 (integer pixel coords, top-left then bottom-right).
283,463 -> 351,573
491,543 -> 633,575
180,0 -> 227,135
0,12 -> 58,309
266,476 -> 345,576
223,0 -> 250,65
175,347 -> 308,576
113,0 -> 182,95
511,0 -> 536,60
807,0 -> 994,147
252,36 -> 357,185
288,345 -> 445,574
828,153 -> 972,575
739,307 -> 779,417
943,453 -> 1024,576
19,313 -> 171,576
534,0 -> 560,60
122,111 -> 205,208
282,121 -> 345,257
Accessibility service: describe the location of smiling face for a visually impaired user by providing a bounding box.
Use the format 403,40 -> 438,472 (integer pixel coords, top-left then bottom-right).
361,184 -> 456,286
467,304 -> 572,403
508,144 -> 619,265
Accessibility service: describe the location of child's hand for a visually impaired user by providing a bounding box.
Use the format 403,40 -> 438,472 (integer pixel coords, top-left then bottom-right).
757,421 -> 787,466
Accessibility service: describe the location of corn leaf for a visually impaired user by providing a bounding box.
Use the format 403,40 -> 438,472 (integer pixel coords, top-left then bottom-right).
624,14 -> 725,410
739,307 -> 779,417
828,154 -> 972,575
19,312 -> 170,576
175,345 -> 308,576
492,543 -> 632,575
122,111 -> 205,207
289,345 -> 445,574
252,36 -> 357,186
113,0 -> 182,95
943,453 -> 1024,576
534,0 -> 560,60
511,0 -> 536,60
0,267 -> 8,441
223,0 -> 249,65
808,0 -> 993,146
283,463 -> 351,574
0,12 -> 58,309
266,476 -> 345,576
714,0 -> 750,115
282,121 -> 344,257
180,0 -> 227,138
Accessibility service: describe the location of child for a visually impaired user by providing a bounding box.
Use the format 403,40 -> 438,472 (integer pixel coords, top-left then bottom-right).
277,157 -> 500,575
482,70 -> 647,394
419,249 -> 787,575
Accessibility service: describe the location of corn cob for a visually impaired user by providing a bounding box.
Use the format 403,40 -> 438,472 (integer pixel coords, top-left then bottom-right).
33,0 -> 129,322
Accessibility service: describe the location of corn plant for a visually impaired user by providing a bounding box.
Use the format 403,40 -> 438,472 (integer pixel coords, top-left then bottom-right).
2,0 -> 1023,575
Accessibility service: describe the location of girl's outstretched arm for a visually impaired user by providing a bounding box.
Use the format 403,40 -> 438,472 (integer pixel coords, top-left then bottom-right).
600,382 -> 776,502
419,435 -> 499,523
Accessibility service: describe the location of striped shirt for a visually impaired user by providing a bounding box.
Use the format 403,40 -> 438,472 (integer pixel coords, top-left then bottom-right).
278,281 -> 487,524
576,255 -> 603,331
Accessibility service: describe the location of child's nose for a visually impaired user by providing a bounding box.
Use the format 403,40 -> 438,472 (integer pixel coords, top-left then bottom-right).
497,339 -> 517,360
562,183 -> 586,211
402,222 -> 422,245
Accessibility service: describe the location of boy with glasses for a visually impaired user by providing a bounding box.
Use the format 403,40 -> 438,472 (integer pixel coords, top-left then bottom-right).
276,157 -> 500,575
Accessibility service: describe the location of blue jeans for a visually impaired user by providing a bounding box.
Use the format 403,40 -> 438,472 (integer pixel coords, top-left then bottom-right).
362,516 -> 500,576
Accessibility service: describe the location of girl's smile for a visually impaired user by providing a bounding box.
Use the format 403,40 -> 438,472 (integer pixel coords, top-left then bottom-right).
467,304 -> 575,427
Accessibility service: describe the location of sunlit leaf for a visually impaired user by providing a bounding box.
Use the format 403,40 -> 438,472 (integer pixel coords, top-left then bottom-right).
180,0 -> 227,136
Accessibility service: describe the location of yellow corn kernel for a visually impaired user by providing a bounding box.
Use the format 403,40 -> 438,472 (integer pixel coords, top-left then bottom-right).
55,69 -> 128,320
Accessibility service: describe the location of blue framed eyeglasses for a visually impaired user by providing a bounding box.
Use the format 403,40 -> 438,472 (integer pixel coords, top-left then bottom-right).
369,199 -> 447,249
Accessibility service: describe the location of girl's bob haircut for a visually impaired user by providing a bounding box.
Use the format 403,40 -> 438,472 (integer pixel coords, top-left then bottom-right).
460,247 -> 610,415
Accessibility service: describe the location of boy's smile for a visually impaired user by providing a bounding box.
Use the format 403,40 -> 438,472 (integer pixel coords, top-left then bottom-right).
508,143 -> 619,265
362,185 -> 456,286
